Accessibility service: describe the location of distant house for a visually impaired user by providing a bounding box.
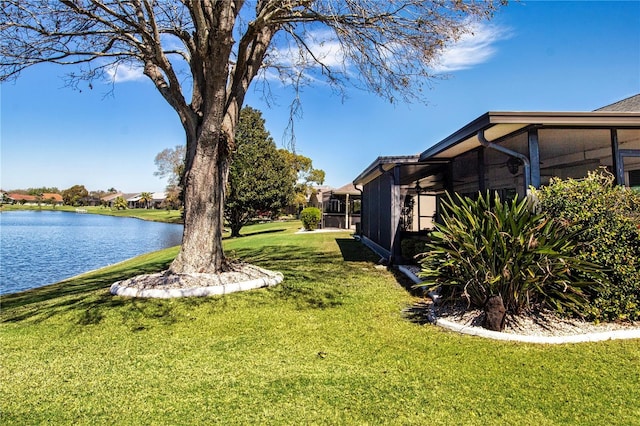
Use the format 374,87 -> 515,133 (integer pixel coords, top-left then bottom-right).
4,193 -> 37,204
81,195 -> 102,206
100,192 -> 167,208
320,183 -> 361,230
354,94 -> 640,262
100,192 -> 139,208
151,192 -> 168,209
1,192 -> 62,205
126,194 -> 143,209
101,192 -> 123,208
42,193 -> 63,205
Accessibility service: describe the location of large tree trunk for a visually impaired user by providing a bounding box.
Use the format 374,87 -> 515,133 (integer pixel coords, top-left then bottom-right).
169,129 -> 230,274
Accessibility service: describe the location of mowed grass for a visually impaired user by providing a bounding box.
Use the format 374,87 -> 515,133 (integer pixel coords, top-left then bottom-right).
1,221 -> 639,425
0,204 -> 183,223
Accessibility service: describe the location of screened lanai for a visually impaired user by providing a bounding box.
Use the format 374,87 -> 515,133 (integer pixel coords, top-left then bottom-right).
354,103 -> 640,263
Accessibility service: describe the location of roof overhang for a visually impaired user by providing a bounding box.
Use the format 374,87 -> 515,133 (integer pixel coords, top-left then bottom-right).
353,155 -> 449,189
353,155 -> 420,186
420,111 -> 640,161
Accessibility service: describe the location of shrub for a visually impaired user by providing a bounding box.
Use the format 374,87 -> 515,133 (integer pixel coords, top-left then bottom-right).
401,237 -> 430,262
534,169 -> 640,321
416,192 -> 605,317
300,207 -> 321,231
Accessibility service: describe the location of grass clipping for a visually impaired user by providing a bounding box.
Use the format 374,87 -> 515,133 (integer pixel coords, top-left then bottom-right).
110,263 -> 283,298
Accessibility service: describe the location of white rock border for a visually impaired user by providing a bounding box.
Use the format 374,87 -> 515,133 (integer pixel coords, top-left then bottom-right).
110,271 -> 283,299
434,318 -> 640,344
397,265 -> 640,344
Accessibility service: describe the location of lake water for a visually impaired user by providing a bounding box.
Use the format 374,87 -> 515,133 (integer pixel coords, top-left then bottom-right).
0,210 -> 183,295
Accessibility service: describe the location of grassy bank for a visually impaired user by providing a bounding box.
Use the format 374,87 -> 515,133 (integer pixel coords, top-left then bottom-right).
0,204 -> 183,224
1,221 -> 639,425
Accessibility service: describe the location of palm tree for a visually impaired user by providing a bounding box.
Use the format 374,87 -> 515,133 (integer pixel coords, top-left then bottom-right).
113,196 -> 127,211
139,192 -> 153,209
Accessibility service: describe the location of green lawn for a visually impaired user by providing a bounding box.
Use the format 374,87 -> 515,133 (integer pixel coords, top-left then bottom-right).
1,221 -> 639,425
0,204 -> 183,223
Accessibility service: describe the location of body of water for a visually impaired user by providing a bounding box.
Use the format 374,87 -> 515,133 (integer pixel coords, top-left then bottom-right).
0,210 -> 183,295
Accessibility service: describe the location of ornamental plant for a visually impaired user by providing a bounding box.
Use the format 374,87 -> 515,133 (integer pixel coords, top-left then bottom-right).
534,169 -> 640,321
300,207 -> 322,231
417,192 -> 605,317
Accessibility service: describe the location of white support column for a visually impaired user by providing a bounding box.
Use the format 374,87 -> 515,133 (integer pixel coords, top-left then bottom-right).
345,194 -> 350,229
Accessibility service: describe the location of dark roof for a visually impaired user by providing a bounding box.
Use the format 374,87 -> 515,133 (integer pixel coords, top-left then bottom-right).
352,155 -> 450,188
332,183 -> 361,195
596,94 -> 640,112
352,155 -> 420,185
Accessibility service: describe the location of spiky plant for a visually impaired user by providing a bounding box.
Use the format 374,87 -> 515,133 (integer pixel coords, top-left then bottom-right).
417,192 -> 605,317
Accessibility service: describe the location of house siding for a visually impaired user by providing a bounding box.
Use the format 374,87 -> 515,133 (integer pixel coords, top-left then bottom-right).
361,172 -> 394,257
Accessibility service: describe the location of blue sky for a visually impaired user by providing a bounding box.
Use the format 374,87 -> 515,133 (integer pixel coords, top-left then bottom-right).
1,1 -> 639,193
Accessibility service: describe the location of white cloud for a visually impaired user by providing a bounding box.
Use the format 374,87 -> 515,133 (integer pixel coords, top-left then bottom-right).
431,22 -> 510,73
264,29 -> 346,81
105,63 -> 146,83
263,22 -> 509,83
304,38 -> 345,67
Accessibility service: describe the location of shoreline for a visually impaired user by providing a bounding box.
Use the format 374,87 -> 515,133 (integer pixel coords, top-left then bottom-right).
0,210 -> 183,296
0,204 -> 183,224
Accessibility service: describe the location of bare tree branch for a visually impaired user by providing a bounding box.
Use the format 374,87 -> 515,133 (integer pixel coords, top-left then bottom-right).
0,0 -> 503,275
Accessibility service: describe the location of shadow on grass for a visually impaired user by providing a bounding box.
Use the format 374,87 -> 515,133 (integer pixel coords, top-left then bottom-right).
0,255 -> 174,324
1,236 -> 414,325
2,255 -> 173,311
402,301 -> 434,325
231,243 -> 351,310
223,228 -> 287,239
335,238 -> 380,262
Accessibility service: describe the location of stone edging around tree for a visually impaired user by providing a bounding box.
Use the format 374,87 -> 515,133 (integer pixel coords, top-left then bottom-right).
110,271 -> 284,299
396,265 -> 640,344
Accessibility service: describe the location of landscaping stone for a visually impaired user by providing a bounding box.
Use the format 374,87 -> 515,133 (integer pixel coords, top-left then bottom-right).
483,295 -> 506,332
110,263 -> 283,298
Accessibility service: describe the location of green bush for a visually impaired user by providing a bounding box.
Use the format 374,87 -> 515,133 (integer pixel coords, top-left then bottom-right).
300,207 -> 321,231
401,237 -> 429,262
534,169 -> 640,321
417,192 -> 605,316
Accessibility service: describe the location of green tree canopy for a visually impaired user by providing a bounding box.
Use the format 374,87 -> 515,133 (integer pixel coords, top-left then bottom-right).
279,150 -> 326,210
27,187 -> 59,196
62,184 -> 88,206
225,106 -> 295,237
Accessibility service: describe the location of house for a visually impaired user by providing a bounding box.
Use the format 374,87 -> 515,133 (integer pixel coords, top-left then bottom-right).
81,195 -> 102,206
126,193 -> 143,209
3,193 -> 37,204
151,192 -> 168,209
320,183 -> 361,230
101,192 -> 122,207
42,193 -> 63,205
100,192 -> 140,208
1,192 -> 62,205
353,94 -> 640,263
100,192 -> 168,208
